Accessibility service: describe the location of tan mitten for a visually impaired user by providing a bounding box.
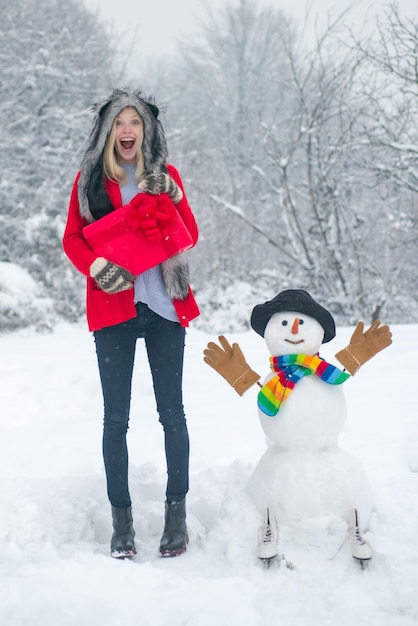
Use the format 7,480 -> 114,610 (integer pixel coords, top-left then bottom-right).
203,335 -> 260,396
335,319 -> 392,375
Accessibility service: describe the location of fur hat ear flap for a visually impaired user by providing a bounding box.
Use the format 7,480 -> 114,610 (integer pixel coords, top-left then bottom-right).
145,101 -> 160,118
94,98 -> 112,119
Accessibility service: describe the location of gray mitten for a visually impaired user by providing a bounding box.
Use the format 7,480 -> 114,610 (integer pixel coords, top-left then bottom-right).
90,257 -> 135,294
139,172 -> 183,204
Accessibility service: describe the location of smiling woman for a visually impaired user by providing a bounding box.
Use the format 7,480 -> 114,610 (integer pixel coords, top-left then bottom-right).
114,108 -> 144,164
62,87 -> 199,560
103,107 -> 145,182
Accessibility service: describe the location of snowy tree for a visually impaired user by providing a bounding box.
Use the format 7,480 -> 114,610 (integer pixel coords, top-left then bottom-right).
161,1 -> 418,324
0,0 -> 119,329
253,16 -> 389,321
347,4 -> 418,321
162,0 -> 295,289
1,0 -> 416,330
353,5 -> 418,194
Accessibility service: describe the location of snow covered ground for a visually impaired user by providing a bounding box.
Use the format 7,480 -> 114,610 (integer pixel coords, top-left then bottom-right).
0,320 -> 417,626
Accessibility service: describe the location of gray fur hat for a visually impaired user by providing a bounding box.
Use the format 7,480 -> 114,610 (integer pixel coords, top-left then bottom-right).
78,88 -> 168,222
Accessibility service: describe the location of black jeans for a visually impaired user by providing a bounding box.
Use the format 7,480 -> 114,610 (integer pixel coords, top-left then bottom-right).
93,302 -> 189,508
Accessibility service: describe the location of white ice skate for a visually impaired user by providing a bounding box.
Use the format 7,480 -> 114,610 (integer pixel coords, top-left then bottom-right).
257,507 -> 279,563
349,508 -> 373,567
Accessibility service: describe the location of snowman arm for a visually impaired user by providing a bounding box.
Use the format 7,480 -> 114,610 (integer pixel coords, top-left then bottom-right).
335,320 -> 392,375
203,335 -> 261,396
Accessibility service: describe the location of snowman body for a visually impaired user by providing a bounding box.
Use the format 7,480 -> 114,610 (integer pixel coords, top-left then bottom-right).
247,311 -> 373,528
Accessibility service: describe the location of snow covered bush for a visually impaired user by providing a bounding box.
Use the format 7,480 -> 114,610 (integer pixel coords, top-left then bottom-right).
0,0 -> 119,330
0,262 -> 55,332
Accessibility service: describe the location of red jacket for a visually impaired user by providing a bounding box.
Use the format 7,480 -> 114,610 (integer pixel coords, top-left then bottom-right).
63,164 -> 199,331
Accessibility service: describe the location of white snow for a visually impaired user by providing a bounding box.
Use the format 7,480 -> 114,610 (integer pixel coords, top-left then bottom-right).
0,321 -> 417,625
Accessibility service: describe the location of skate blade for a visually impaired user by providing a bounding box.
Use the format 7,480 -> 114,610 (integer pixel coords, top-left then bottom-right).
259,556 -> 277,569
259,554 -> 295,570
353,556 -> 372,570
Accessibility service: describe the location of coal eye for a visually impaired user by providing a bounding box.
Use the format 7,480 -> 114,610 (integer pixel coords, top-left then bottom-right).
282,320 -> 288,326
300,319 -> 304,325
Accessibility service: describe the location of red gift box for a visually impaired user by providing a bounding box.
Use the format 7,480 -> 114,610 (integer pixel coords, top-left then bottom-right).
83,194 -> 193,275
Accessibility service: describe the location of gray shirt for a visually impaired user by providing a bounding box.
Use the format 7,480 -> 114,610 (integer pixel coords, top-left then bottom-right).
119,164 -> 178,322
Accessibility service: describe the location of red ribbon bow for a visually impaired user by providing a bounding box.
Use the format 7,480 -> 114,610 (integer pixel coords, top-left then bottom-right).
127,194 -> 172,241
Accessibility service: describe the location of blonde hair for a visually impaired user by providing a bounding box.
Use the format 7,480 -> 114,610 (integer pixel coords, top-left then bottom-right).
103,109 -> 145,185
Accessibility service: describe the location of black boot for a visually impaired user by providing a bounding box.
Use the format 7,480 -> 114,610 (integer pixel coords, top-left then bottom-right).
159,498 -> 188,557
110,505 -> 136,559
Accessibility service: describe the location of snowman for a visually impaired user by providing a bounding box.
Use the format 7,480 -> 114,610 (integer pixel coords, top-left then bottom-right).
203,289 -> 392,568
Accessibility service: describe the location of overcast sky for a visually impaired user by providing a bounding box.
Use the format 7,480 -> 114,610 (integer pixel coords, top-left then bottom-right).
82,0 -> 417,63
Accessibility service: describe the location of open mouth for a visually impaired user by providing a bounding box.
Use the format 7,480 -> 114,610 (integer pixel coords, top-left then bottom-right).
120,138 -> 135,150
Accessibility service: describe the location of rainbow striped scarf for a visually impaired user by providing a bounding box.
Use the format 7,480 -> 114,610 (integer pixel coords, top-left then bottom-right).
257,353 -> 350,417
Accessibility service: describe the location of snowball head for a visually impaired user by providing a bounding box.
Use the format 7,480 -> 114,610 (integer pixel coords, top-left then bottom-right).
263,311 -> 325,356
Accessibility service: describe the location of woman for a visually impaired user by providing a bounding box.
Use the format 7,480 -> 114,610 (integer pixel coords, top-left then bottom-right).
63,88 -> 199,559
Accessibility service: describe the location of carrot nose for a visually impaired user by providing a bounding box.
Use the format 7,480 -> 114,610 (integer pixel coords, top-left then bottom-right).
291,318 -> 300,334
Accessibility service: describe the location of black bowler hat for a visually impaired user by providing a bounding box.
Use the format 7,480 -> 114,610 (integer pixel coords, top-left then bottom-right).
250,289 -> 336,343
